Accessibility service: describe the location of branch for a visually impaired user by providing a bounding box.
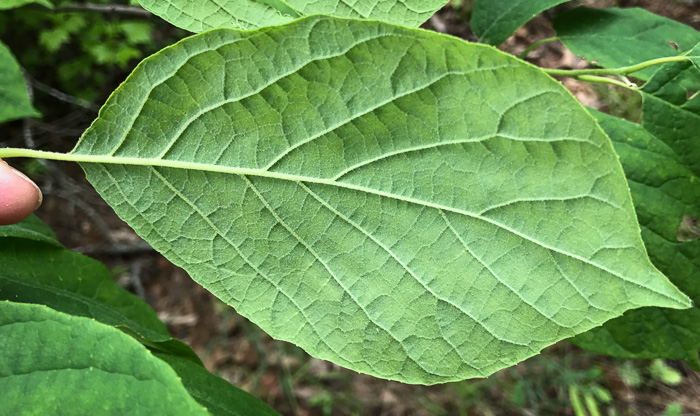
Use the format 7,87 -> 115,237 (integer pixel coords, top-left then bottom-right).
31,78 -> 100,112
572,75 -> 637,90
55,3 -> 152,17
519,37 -> 559,60
543,56 -> 695,77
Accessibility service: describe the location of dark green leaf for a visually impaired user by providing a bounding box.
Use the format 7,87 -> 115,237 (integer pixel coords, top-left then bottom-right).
0,213 -> 60,246
571,110 -> 700,369
0,217 -> 202,364
0,301 -> 208,415
471,0 -> 571,46
155,353 -> 281,416
641,42 -> 700,175
554,7 -> 700,80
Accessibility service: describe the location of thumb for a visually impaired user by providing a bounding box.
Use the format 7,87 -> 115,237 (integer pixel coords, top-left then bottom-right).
0,159 -> 42,226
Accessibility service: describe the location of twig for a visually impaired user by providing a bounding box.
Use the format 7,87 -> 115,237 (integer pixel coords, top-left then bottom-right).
519,36 -> 559,59
20,68 -> 37,149
573,74 -> 637,90
129,258 -> 148,299
31,78 -> 100,112
428,14 -> 448,34
55,3 -> 152,17
45,188 -> 119,246
543,55 -> 695,77
28,119 -> 88,137
73,241 -> 154,255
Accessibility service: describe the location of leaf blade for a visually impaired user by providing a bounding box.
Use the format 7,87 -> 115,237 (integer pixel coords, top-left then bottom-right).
73,16 -> 689,383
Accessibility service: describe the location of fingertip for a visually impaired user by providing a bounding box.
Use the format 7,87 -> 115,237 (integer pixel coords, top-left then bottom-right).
0,159 -> 43,226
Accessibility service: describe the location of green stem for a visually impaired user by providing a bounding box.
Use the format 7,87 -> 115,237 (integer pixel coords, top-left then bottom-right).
543,55 -> 694,77
519,37 -> 559,59
0,148 -> 79,162
574,75 -> 637,90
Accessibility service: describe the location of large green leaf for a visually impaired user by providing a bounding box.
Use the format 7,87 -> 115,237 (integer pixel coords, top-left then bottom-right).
471,0 -> 571,46
138,0 -> 446,33
66,16 -> 689,384
571,111 -> 700,369
0,0 -> 53,10
554,7 -> 700,81
155,353 -> 281,416
0,40 -> 40,123
0,217 -> 201,363
0,301 -> 209,415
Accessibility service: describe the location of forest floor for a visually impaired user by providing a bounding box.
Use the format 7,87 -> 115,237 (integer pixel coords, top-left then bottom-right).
3,0 -> 700,415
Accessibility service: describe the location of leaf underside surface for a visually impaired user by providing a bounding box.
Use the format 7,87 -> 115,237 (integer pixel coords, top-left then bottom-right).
138,0 -> 446,33
72,16 -> 689,384
571,111 -> 700,369
471,0 -> 571,46
0,40 -> 40,123
554,7 -> 700,81
0,302 -> 208,415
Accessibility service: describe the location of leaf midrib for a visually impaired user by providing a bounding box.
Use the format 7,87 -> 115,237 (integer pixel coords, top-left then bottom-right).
9,149 -> 671,305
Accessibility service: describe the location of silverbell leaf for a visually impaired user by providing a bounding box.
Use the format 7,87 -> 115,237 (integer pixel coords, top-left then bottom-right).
66,16 -> 689,384
138,0 -> 447,33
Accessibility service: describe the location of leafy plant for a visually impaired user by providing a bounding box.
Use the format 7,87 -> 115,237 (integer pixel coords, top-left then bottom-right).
1,0 -> 699,413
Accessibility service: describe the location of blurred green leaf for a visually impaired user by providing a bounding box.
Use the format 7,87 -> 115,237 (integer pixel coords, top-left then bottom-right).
120,21 -> 154,44
0,0 -> 53,10
0,40 -> 40,123
650,360 -> 683,386
617,361 -> 641,388
665,402 -> 683,416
